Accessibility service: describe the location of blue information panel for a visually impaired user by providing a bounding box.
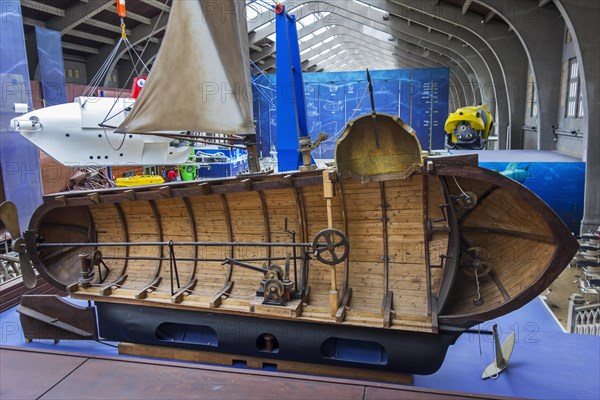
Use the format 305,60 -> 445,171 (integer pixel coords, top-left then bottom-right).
253,68 -> 449,158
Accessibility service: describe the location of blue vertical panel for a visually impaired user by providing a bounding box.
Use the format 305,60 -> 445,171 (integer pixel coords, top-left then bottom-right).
253,74 -> 276,156
430,68 -> 450,150
372,79 -> 399,115
399,69 -> 411,123
317,81 -> 347,159
305,82 -> 320,154
254,68 -> 449,160
411,68 -> 433,150
0,0 -> 43,228
35,27 -> 67,107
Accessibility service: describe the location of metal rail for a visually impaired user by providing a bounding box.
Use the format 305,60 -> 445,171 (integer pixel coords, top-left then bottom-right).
38,241 -> 314,248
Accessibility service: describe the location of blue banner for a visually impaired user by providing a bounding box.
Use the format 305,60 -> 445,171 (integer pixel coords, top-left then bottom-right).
35,27 -> 67,107
0,0 -> 43,228
253,68 -> 449,158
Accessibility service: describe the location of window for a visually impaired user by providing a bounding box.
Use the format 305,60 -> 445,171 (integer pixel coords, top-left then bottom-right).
526,70 -> 538,118
565,28 -> 572,44
565,58 -> 581,118
578,84 -> 584,118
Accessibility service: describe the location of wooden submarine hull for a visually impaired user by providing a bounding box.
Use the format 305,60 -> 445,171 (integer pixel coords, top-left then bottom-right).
22,115 -> 579,374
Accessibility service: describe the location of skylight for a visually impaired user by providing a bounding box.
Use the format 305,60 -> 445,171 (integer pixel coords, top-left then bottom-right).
362,25 -> 390,42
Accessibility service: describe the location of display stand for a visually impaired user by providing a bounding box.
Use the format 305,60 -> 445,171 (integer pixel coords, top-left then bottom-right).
118,342 -> 413,385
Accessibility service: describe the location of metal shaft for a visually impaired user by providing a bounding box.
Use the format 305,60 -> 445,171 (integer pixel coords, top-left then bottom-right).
38,241 -> 314,248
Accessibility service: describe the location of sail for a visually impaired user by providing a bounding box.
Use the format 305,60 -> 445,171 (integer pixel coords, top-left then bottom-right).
116,0 -> 254,135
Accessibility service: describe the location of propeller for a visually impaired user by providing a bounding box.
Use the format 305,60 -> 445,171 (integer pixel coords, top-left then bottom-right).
0,202 -> 37,288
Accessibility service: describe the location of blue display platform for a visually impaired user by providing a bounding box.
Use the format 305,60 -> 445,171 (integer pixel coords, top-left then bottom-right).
1,297 -> 598,399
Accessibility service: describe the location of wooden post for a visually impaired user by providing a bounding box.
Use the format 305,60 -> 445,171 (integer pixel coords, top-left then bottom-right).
323,169 -> 338,316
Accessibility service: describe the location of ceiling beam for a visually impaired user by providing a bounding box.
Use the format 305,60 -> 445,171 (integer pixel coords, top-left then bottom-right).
462,0 -> 473,15
21,0 -> 65,17
46,0 -> 113,35
538,0 -> 553,7
84,19 -> 132,36
22,17 -> 46,28
483,10 -> 495,23
65,29 -> 115,45
62,42 -> 99,54
108,6 -> 151,24
139,0 -> 171,13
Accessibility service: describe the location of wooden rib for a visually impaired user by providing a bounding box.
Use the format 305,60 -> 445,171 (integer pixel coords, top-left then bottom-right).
460,227 -> 554,244
436,177 -> 461,315
422,174 -> 431,316
489,271 -> 511,302
183,197 -> 199,282
113,203 -> 129,276
383,290 -> 393,328
380,182 -> 389,305
293,187 -> 308,243
135,276 -> 162,299
258,191 -> 271,263
99,274 -> 128,296
148,200 -> 163,279
458,184 -> 499,224
337,180 -> 350,290
171,278 -> 198,304
220,194 -> 234,283
293,187 -> 308,295
210,281 -> 234,308
87,192 -> 100,204
335,288 -> 352,323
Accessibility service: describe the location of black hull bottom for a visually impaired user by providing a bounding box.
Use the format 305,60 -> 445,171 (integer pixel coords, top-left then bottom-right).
97,303 -> 462,375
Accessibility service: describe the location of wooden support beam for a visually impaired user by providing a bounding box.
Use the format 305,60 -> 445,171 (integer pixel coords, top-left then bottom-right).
241,179 -> 253,191
335,288 -> 352,323
87,192 -> 100,204
134,276 -> 162,300
158,186 -> 171,198
430,294 -> 438,333
210,281 -> 234,308
123,190 -> 136,201
383,290 -> 393,328
171,279 -> 197,304
99,274 -> 128,296
199,182 -> 211,194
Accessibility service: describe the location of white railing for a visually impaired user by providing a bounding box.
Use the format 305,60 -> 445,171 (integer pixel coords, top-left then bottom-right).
567,295 -> 600,336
